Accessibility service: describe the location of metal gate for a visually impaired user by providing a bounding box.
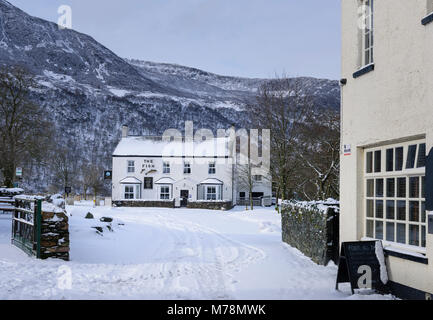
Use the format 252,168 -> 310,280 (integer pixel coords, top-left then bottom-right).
11,197 -> 42,258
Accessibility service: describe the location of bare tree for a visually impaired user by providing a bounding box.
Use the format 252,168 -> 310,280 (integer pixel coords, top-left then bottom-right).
296,108 -> 340,200
237,160 -> 257,210
51,145 -> 78,193
85,163 -> 104,200
248,77 -> 313,203
0,65 -> 53,187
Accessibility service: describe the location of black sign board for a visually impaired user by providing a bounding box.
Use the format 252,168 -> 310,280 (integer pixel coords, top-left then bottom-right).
65,187 -> 72,195
104,171 -> 112,180
336,241 -> 389,294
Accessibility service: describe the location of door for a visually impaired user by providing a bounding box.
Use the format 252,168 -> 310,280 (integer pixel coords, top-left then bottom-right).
180,190 -> 189,207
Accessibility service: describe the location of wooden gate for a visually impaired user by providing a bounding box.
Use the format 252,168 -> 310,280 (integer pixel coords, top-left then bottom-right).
11,197 -> 42,258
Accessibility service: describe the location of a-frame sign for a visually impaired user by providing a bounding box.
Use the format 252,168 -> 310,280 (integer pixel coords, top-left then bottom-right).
336,241 -> 389,294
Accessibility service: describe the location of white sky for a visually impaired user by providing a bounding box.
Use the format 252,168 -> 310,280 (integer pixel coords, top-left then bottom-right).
8,0 -> 341,79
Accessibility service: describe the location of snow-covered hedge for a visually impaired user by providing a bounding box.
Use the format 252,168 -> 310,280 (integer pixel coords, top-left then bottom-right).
281,199 -> 339,266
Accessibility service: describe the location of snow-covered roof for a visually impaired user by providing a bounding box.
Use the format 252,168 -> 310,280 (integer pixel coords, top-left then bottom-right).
119,177 -> 142,184
113,136 -> 229,157
199,178 -> 223,185
154,177 -> 175,184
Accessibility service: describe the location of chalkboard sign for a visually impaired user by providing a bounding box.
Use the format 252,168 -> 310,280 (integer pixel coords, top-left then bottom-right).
336,241 -> 389,294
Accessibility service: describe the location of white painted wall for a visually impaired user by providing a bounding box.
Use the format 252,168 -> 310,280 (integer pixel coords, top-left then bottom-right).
341,0 -> 433,294
112,155 -> 235,203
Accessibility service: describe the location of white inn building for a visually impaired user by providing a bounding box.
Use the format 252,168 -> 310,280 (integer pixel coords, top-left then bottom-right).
341,0 -> 433,299
111,125 -> 272,210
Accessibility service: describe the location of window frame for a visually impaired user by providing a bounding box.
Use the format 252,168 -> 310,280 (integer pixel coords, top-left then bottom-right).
184,161 -> 191,174
124,184 -> 140,200
127,160 -> 135,173
143,177 -> 153,190
208,162 -> 216,175
364,139 -> 427,253
361,0 -> 374,67
163,162 -> 171,174
159,185 -> 171,200
124,185 -> 134,199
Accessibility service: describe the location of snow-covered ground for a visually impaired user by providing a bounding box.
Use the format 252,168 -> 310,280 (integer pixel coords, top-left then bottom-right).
0,205 -> 394,300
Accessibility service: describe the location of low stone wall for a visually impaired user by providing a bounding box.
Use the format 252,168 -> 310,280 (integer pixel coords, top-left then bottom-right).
281,200 -> 339,266
112,200 -> 175,208
40,206 -> 70,261
187,201 -> 234,211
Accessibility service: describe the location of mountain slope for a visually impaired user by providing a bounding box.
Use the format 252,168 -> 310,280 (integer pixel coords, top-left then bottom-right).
0,0 -> 340,192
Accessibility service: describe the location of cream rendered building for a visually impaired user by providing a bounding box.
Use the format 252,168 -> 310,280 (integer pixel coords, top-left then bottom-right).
341,0 -> 433,298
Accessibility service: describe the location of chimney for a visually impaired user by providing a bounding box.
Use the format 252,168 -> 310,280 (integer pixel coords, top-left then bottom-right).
121,125 -> 129,138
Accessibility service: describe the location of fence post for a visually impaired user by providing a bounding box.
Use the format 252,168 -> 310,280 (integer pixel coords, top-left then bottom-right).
35,199 -> 42,259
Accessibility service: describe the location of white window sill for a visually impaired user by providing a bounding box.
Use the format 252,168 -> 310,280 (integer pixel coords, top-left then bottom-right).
361,237 -> 426,256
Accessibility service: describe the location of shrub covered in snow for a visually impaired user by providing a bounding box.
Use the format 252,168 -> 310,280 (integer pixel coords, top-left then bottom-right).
281,200 -> 339,266
0,187 -> 24,197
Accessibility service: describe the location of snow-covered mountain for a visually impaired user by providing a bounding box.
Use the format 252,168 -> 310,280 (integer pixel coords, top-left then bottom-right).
0,0 -> 340,192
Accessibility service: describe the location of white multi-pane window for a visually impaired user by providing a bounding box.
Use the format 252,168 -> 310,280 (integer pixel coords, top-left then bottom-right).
206,186 -> 217,201
361,0 -> 374,66
364,140 -> 427,251
160,186 -> 171,200
163,162 -> 170,174
127,160 -> 135,173
124,186 -> 134,199
184,161 -> 191,174
208,162 -> 216,175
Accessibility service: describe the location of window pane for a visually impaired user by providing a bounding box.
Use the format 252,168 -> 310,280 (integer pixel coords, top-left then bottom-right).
409,201 -> 420,222
374,150 -> 381,172
376,200 -> 383,218
386,200 -> 395,219
386,148 -> 394,171
395,147 -> 404,171
367,200 -> 374,217
386,178 -> 395,197
397,200 -> 406,220
422,226 -> 426,248
366,152 -> 373,173
376,179 -> 383,197
409,177 -> 420,198
409,225 -> 419,246
397,223 -> 406,244
397,178 -> 406,198
422,201 -> 426,223
367,179 -> 374,197
386,222 -> 395,242
417,143 -> 426,168
367,220 -> 374,238
406,145 -> 417,169
375,221 -> 383,240
422,176 -> 425,198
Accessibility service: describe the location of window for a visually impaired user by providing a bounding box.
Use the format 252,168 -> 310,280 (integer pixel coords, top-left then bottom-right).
143,177 -> 153,189
160,186 -> 170,200
206,186 -> 217,201
127,160 -> 135,173
124,185 -> 134,199
364,140 -> 426,250
184,162 -> 191,174
208,162 -> 216,175
254,175 -> 263,182
362,0 -> 374,67
163,162 -> 170,174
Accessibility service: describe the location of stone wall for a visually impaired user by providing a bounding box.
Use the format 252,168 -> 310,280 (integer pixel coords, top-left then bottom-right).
40,206 -> 70,261
281,201 -> 339,266
187,201 -> 234,211
112,200 -> 175,208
